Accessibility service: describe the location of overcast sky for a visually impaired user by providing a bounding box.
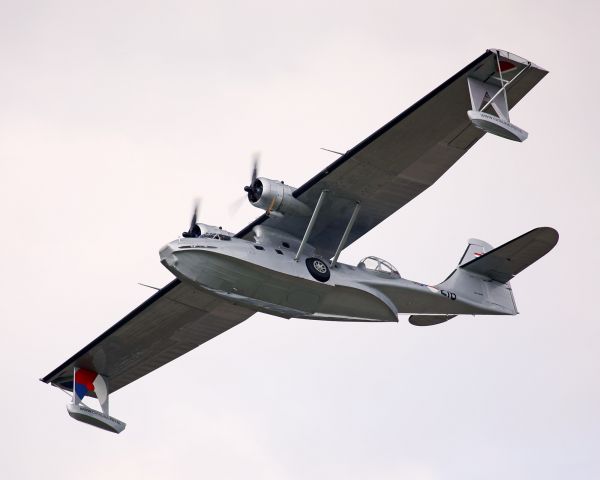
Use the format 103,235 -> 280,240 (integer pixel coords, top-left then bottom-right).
1,1 -> 599,478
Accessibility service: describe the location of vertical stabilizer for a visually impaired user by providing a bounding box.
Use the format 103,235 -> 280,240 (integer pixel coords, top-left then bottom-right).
437,237 -> 518,316
438,228 -> 557,316
459,238 -> 493,266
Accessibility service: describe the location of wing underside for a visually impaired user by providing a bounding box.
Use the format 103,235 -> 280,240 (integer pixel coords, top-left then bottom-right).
237,50 -> 548,258
42,280 -> 255,394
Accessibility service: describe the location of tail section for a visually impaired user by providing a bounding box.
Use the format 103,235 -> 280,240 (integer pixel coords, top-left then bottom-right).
436,227 -> 558,316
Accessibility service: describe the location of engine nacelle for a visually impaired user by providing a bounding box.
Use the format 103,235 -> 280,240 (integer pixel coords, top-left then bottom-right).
248,177 -> 311,216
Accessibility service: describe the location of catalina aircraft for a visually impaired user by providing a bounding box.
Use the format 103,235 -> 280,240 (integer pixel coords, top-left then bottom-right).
42,49 -> 558,433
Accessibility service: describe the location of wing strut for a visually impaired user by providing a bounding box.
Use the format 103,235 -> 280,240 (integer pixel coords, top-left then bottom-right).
331,201 -> 361,268
294,189 -> 328,261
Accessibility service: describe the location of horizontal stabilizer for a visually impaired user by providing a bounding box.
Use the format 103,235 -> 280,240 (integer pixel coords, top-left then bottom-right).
409,314 -> 456,327
460,227 -> 558,283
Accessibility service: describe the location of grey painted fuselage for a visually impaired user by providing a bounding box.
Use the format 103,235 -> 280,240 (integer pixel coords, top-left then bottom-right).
159,235 -> 514,322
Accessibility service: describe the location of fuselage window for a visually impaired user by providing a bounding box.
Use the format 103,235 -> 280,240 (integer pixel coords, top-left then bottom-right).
254,245 -> 265,251
275,249 -> 283,255
282,242 -> 290,248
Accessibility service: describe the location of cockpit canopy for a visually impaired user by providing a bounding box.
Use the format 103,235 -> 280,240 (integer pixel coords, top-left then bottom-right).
357,256 -> 400,277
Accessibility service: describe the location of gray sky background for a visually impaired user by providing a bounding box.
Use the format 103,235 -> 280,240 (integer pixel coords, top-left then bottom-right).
1,1 -> 599,478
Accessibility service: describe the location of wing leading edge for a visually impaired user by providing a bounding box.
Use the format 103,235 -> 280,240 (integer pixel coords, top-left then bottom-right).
42,280 -> 255,394
237,50 -> 548,258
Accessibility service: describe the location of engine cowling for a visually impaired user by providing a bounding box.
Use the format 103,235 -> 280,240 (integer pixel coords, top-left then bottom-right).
246,177 -> 311,216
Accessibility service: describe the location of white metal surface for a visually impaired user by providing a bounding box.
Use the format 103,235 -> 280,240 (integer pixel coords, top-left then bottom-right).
467,110 -> 528,142
66,403 -> 126,434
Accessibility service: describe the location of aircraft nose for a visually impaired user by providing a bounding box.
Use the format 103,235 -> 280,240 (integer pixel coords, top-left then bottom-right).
159,243 -> 178,269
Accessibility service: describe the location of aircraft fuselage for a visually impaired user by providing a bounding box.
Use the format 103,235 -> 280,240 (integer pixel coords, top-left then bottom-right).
159,236 -> 511,322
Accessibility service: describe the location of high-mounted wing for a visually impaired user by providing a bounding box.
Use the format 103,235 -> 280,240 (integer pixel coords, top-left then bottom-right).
42,280 -> 255,394
237,50 -> 548,258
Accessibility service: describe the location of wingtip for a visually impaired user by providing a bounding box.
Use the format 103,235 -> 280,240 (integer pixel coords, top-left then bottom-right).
486,48 -> 547,73
536,226 -> 560,246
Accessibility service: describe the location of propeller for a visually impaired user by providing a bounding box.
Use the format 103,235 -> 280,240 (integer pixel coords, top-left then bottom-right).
243,153 -> 262,203
228,195 -> 246,216
182,198 -> 201,238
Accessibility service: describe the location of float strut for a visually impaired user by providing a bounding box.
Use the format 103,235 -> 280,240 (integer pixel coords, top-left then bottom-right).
479,59 -> 531,114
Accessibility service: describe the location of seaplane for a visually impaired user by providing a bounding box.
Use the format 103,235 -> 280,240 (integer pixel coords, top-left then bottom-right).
42,49 -> 558,433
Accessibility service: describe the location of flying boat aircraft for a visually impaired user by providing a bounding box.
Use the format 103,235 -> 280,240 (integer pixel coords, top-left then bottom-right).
42,49 -> 558,433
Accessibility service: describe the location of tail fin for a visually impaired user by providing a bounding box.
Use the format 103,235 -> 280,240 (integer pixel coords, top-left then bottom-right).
458,238 -> 494,266
437,227 -> 558,315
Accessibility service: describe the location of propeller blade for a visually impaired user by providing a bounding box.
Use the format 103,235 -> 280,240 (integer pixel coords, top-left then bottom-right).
251,153 -> 259,185
190,198 -> 199,229
228,195 -> 246,216
182,198 -> 201,238
243,153 -> 262,202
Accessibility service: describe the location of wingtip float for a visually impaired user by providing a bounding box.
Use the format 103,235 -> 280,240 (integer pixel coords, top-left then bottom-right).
466,49 -> 540,142
66,368 -> 125,434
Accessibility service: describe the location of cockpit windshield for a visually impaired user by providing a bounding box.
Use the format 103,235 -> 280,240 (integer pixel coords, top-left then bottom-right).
200,233 -> 232,241
357,256 -> 400,277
